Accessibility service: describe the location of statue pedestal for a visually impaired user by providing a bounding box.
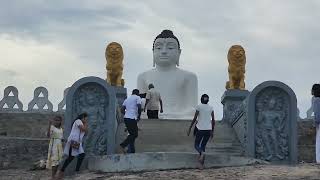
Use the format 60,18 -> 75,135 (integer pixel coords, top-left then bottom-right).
221,89 -> 250,124
113,86 -> 127,107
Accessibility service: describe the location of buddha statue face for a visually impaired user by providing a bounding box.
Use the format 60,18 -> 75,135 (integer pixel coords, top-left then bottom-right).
153,38 -> 181,67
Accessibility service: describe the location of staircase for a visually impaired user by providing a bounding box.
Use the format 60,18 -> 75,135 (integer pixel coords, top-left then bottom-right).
130,119 -> 243,156
91,119 -> 253,172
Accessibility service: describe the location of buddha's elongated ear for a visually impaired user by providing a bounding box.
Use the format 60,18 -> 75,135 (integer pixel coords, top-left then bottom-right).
176,49 -> 182,66
153,59 -> 155,67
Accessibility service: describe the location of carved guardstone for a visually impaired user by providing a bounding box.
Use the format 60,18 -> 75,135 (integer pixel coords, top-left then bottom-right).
245,81 -> 297,164
0,86 -> 23,112
221,89 -> 250,124
65,76 -> 117,156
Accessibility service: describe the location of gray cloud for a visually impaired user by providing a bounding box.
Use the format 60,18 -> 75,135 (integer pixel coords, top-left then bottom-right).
0,0 -> 319,118
0,68 -> 18,76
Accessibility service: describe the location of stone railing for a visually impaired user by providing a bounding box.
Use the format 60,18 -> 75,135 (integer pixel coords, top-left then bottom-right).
0,86 -> 69,113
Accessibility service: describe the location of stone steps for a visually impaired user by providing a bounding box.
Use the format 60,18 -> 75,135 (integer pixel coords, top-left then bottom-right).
119,119 -> 244,156
88,152 -> 267,172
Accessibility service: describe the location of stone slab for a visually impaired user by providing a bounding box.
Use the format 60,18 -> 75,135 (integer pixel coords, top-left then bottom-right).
65,76 -> 117,155
246,81 -> 297,164
88,152 -> 267,172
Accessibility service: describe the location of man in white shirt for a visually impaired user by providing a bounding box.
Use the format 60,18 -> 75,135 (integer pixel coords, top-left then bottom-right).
119,89 -> 142,153
144,84 -> 163,119
187,94 -> 215,169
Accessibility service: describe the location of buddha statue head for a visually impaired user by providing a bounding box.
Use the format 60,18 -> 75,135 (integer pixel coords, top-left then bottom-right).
152,30 -> 181,67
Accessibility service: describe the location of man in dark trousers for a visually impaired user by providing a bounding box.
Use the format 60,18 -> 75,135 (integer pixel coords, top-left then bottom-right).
144,84 -> 163,119
119,89 -> 142,153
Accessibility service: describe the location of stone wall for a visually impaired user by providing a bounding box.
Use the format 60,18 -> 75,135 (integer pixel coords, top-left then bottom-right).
0,137 -> 48,169
0,112 -> 317,169
0,112 -> 63,138
298,119 -> 316,162
0,112 -> 63,169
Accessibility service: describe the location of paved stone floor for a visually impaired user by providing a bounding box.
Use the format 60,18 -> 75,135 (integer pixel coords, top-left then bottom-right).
1,163 -> 320,180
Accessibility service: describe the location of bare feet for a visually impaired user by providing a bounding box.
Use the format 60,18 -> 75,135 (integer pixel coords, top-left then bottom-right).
197,161 -> 204,170
119,146 -> 127,154
55,170 -> 64,180
198,153 -> 205,170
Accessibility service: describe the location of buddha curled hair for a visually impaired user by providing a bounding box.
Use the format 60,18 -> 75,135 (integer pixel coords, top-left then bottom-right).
153,30 -> 180,50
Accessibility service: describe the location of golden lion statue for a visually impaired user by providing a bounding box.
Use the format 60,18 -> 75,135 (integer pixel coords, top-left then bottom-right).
105,42 -> 125,87
226,45 -> 246,90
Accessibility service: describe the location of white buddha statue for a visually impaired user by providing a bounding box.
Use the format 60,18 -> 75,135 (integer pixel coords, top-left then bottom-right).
137,30 -> 198,118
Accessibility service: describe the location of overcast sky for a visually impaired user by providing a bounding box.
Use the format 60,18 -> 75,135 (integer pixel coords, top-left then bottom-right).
0,0 -> 319,119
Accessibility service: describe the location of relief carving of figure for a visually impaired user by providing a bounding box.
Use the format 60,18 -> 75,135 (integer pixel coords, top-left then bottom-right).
226,45 -> 246,90
256,98 -> 287,161
105,42 -> 125,87
73,85 -> 108,155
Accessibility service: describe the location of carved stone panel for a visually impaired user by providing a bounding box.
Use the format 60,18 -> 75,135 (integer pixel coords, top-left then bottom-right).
65,76 -> 117,156
246,81 -> 297,164
28,87 -> 53,112
113,86 -> 127,107
221,89 -> 250,124
0,86 -> 23,112
255,87 -> 289,161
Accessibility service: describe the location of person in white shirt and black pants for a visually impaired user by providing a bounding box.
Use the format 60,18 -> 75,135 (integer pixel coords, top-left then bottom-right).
119,89 -> 142,153
187,94 -> 215,169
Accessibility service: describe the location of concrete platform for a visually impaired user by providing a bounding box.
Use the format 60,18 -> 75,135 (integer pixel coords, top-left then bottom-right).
117,119 -> 243,156
88,152 -> 267,172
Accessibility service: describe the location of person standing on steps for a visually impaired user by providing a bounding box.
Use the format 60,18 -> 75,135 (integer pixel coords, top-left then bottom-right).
312,84 -> 320,163
187,94 -> 215,169
144,83 -> 163,119
119,89 -> 142,153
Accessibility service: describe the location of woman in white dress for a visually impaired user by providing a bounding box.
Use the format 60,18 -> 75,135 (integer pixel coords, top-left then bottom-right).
312,84 -> 320,163
46,116 -> 63,179
57,112 -> 88,179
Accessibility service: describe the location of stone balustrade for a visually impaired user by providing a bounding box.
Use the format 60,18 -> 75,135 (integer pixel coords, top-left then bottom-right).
0,86 -> 69,113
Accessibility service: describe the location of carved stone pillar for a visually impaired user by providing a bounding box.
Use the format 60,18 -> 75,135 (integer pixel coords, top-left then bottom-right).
221,89 -> 250,124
